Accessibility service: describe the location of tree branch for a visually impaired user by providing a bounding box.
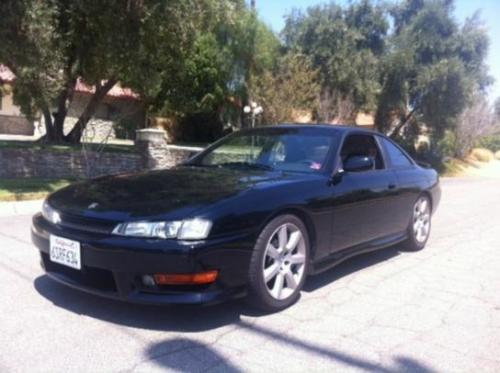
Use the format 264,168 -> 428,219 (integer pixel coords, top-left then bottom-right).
389,106 -> 418,138
64,78 -> 118,143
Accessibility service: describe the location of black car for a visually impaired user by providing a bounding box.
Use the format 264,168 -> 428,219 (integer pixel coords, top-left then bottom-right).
32,125 -> 440,311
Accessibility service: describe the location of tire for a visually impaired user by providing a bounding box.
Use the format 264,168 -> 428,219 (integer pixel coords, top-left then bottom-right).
402,194 -> 432,251
247,214 -> 310,312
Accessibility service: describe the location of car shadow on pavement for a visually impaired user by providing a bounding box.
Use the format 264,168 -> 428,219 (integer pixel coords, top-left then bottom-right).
304,245 -> 401,292
143,324 -> 436,373
142,338 -> 244,372
33,245 -> 435,372
34,275 -> 251,332
33,245 -> 402,333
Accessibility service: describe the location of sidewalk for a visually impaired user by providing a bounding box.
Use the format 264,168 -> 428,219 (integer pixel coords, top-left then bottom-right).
0,199 -> 43,217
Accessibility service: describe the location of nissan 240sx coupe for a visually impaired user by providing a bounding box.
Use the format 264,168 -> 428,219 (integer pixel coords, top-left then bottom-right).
32,125 -> 440,311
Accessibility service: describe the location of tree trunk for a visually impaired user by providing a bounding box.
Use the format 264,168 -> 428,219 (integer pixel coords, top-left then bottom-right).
52,77 -> 77,142
64,79 -> 117,144
40,107 -> 55,142
389,107 -> 418,138
5,62 -> 60,143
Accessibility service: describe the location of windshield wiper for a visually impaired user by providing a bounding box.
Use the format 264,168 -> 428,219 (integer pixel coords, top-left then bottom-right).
219,162 -> 274,171
182,163 -> 218,168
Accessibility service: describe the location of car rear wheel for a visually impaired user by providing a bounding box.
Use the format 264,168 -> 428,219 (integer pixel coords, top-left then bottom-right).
402,195 -> 432,251
247,214 -> 310,312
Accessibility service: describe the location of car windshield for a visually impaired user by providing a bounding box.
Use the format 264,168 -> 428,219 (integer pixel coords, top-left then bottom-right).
191,127 -> 339,173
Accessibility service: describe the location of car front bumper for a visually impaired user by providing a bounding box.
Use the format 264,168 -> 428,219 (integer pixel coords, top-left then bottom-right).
31,213 -> 255,305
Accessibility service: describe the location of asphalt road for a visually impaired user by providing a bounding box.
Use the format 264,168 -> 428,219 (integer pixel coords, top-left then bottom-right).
1,177 -> 500,372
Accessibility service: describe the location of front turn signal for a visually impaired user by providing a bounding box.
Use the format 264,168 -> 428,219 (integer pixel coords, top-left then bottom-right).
153,270 -> 218,285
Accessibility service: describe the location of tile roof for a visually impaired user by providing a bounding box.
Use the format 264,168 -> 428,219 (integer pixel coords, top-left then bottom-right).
0,65 -> 139,100
0,65 -> 16,83
75,78 -> 139,100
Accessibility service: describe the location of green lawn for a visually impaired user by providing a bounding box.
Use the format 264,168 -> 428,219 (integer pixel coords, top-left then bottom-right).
0,178 -> 74,201
0,140 -> 135,154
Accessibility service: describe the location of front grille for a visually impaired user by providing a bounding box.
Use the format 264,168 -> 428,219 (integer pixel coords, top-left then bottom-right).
57,213 -> 117,235
42,253 -> 117,292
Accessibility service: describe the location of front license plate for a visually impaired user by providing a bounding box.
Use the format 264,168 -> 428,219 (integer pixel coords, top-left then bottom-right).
50,235 -> 81,270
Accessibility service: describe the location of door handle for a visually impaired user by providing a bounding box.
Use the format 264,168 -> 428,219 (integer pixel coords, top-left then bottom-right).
388,184 -> 397,190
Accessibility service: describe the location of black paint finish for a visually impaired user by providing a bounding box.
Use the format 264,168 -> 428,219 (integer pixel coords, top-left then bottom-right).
31,125 -> 441,305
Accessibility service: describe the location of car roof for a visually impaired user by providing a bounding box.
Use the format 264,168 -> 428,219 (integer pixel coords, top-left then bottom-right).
245,123 -> 380,136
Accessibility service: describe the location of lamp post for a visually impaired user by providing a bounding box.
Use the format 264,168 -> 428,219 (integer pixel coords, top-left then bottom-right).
243,101 -> 263,158
243,101 -> 263,128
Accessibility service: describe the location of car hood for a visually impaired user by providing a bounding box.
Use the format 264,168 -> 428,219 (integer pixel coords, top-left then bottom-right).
47,166 -> 299,221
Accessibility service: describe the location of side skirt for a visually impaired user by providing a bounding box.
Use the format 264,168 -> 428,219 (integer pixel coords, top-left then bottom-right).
310,232 -> 408,275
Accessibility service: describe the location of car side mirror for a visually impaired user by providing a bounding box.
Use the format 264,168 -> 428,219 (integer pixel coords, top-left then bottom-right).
343,155 -> 374,172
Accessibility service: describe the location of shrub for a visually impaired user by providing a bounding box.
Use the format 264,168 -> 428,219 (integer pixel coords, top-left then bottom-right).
436,130 -> 457,158
469,148 -> 494,162
113,117 -> 139,140
412,142 -> 447,174
176,112 -> 225,143
478,134 -> 500,152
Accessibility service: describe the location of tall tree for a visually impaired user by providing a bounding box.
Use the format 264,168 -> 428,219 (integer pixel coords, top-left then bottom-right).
451,92 -> 497,159
0,0 -> 219,143
249,53 -> 320,124
494,97 -> 500,123
282,0 -> 388,122
147,2 -> 273,128
375,0 -> 492,139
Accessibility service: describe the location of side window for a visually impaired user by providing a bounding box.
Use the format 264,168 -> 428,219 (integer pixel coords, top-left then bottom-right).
340,134 -> 384,170
269,140 -> 286,163
380,138 -> 413,168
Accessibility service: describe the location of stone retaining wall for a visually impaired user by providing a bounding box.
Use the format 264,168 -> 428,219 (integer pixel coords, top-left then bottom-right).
0,148 -> 142,179
135,128 -> 202,170
0,128 -> 204,179
0,145 -> 203,179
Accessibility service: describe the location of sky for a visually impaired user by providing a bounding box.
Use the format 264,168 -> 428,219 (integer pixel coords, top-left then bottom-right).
255,0 -> 500,101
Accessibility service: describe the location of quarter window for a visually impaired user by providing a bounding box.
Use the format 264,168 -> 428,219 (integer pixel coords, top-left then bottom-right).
380,138 -> 413,168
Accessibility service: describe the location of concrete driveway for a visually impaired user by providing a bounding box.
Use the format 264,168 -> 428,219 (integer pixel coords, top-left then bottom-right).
1,177 -> 499,372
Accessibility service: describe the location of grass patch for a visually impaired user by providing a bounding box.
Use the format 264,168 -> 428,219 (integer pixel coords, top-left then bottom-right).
0,140 -> 135,154
0,178 -> 74,201
171,141 -> 209,148
441,158 -> 470,177
469,148 -> 495,162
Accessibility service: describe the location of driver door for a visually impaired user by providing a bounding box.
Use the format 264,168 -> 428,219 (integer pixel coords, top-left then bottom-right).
330,134 -> 399,252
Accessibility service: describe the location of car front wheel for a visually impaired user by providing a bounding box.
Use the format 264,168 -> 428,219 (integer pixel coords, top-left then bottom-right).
247,214 -> 310,312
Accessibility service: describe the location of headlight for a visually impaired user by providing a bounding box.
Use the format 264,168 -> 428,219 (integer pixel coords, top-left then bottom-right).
42,200 -> 61,225
177,219 -> 212,240
112,218 -> 212,240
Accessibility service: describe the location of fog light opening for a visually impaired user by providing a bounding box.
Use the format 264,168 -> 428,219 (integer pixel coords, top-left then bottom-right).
153,270 -> 218,285
142,274 -> 156,287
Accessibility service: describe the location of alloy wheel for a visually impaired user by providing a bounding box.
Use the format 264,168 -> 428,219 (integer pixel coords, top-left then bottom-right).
262,223 -> 307,300
413,197 -> 431,243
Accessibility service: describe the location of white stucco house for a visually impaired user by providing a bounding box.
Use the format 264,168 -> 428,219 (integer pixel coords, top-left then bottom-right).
0,65 -> 145,140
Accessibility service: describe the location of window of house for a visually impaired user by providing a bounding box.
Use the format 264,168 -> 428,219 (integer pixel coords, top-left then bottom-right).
379,137 -> 413,168
340,134 -> 384,170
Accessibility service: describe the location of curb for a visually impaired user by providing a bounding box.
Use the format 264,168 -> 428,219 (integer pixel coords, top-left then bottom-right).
0,199 -> 43,217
